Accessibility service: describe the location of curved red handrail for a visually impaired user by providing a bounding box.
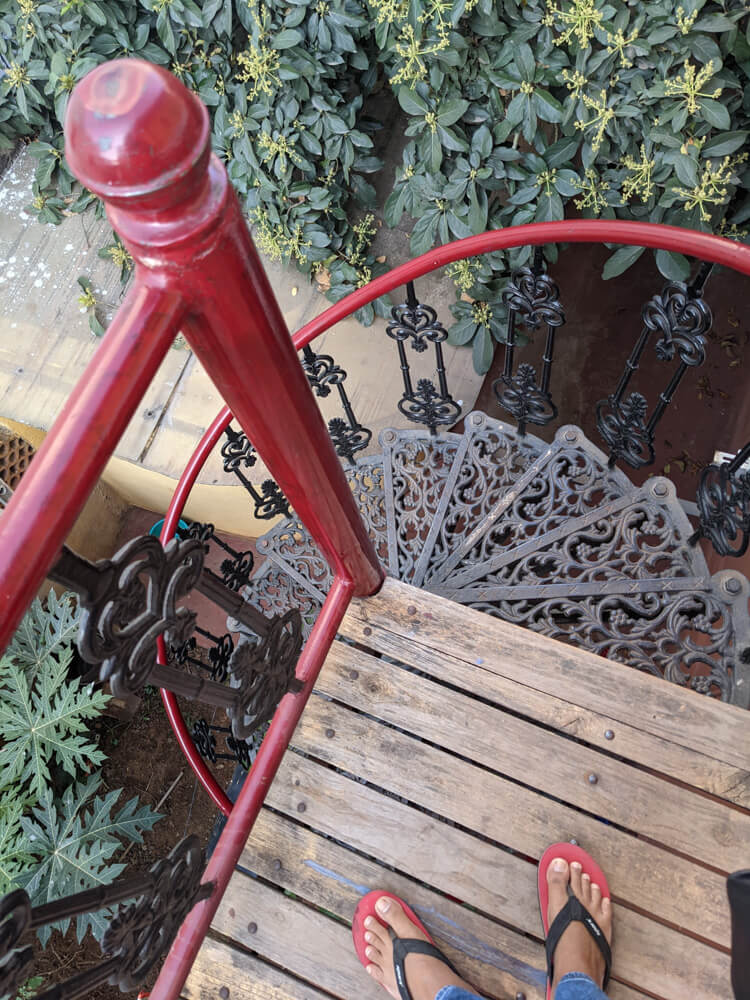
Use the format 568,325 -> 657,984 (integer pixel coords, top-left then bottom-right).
159,219 -> 750,810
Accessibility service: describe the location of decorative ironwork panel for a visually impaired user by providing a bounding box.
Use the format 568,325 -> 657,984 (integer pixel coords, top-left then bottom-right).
301,345 -> 347,396
493,250 -> 566,435
381,428 -> 461,582
228,610 -> 304,737
257,517 -> 333,598
73,535 -> 205,692
441,428 -> 632,589
237,561 -> 322,642
451,489 -> 703,597
187,521 -> 255,592
192,718 -> 261,769
345,455 -> 389,567
596,269 -> 713,469
327,416 -> 372,465
417,412 -> 545,588
300,344 -> 372,465
0,838 -> 212,1000
387,282 -> 461,434
691,443 -> 750,558
468,582 -> 741,702
221,426 -> 290,520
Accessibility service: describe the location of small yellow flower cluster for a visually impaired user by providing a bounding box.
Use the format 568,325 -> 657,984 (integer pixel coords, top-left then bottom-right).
574,167 -> 610,214
446,257 -> 481,293
348,214 -> 377,286
520,80 -> 535,95
620,145 -> 654,202
537,168 -> 557,195
391,23 -> 449,85
368,0 -> 409,26
664,59 -> 722,115
250,209 -> 311,264
575,89 -> 614,151
561,68 -> 586,98
236,37 -> 281,99
77,286 -> 97,310
257,131 -> 302,169
5,61 -> 29,89
106,243 -> 133,272
229,109 -> 245,138
545,0 -> 605,50
676,6 -> 698,35
605,27 -> 638,69
674,154 -> 748,222
471,301 -> 492,327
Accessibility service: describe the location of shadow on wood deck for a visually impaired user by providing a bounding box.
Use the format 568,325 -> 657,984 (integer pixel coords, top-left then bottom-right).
183,578 -> 749,1000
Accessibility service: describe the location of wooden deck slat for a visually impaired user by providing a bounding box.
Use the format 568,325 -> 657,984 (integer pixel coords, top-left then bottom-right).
266,752 -> 729,999
341,599 -> 750,810
182,938 -> 332,999
245,808 -> 547,1000
346,579 -> 750,788
301,675 -> 730,950
191,576 -> 745,1000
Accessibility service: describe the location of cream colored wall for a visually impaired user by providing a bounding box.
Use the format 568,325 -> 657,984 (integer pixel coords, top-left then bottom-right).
0,415 -> 274,541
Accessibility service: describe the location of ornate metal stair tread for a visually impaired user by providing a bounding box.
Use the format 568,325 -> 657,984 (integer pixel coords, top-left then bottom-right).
426,424 -> 633,588
244,415 -> 750,705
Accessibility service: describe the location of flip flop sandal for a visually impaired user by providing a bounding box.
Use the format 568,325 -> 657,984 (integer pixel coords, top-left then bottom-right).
352,890 -> 461,1000
538,843 -> 613,1000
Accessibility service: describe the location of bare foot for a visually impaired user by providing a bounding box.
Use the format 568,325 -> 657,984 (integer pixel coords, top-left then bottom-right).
546,857 -> 613,991
363,896 -> 475,1000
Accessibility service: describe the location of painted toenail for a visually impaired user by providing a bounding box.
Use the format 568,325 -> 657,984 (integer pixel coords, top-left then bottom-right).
366,947 -> 374,959
552,859 -> 566,872
365,932 -> 372,943
365,917 -> 374,928
571,862 -> 581,870
376,898 -> 390,913
591,883 -> 599,890
582,873 -> 590,881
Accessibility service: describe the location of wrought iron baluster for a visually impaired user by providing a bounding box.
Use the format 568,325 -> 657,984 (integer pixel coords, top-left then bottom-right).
596,264 -> 713,469
0,838 -> 212,1000
192,718 -> 257,768
387,282 -> 461,435
221,425 -> 291,520
171,629 -> 234,683
492,247 -> 566,436
301,344 -> 372,465
690,442 -> 750,557
48,536 -> 304,739
186,521 -> 254,592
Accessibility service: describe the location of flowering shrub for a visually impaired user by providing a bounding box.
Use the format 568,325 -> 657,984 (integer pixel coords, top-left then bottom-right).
1,0 -> 748,369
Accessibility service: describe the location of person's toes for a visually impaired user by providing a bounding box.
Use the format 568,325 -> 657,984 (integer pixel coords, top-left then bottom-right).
546,857 -> 570,916
601,896 -> 612,928
581,872 -> 591,904
590,882 -> 602,909
365,917 -> 390,948
366,944 -> 383,964
367,963 -> 384,983
569,860 -> 583,897
375,896 -> 420,939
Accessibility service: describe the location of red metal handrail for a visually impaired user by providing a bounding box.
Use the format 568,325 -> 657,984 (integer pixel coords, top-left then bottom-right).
0,55 -> 748,1000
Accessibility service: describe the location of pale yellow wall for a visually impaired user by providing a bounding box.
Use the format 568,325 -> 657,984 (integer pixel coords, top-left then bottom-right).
0,416 -> 273,542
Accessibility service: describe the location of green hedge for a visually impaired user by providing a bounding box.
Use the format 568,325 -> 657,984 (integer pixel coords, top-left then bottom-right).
1,0 -> 748,371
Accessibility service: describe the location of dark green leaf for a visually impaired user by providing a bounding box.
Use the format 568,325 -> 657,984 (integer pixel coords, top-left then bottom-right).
602,245 -> 645,279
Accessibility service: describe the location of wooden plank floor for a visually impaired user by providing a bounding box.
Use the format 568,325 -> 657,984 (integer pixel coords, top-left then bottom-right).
183,578 -> 750,1000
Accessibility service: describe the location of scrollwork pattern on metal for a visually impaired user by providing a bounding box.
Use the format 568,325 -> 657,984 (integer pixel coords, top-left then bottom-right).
0,890 -> 33,1000
387,283 -> 460,434
595,392 -> 653,470
300,344 -> 373,465
220,427 -> 290,520
102,836 -> 213,991
469,588 -> 736,701
328,416 -> 372,465
501,264 -> 565,330
301,345 -> 347,396
228,610 -> 304,737
492,254 -> 565,435
691,443 -> 750,557
596,271 -> 713,469
76,535 -> 204,694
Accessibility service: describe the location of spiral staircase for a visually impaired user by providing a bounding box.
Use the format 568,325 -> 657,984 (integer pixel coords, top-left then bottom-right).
243,412 -> 749,706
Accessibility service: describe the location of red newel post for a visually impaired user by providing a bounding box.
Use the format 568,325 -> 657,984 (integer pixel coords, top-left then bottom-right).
65,59 -> 384,597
